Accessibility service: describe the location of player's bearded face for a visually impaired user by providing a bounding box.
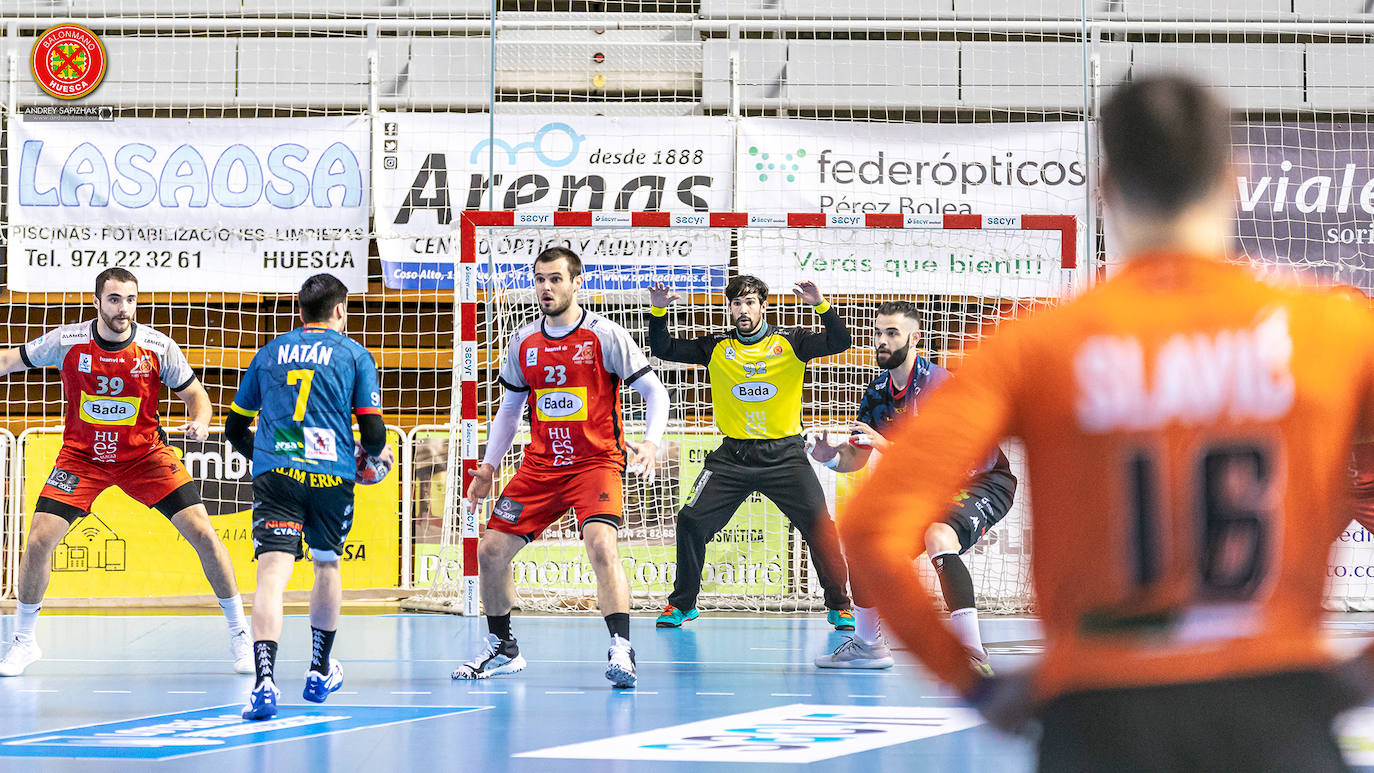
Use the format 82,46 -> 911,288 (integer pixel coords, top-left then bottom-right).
876,338 -> 910,369
873,316 -> 917,369
95,280 -> 138,335
730,295 -> 764,335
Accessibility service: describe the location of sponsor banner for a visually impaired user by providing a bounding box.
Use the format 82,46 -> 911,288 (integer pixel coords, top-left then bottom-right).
1233,122 -> 1374,292
0,705 -> 483,761
7,117 -> 368,292
21,430 -> 402,597
374,114 -> 733,290
517,704 -> 983,763
411,431 -> 789,596
736,118 -> 1088,297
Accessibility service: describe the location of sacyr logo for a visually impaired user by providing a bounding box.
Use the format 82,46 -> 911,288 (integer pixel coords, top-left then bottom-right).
732,382 -> 778,402
471,122 -> 586,168
748,146 -> 805,183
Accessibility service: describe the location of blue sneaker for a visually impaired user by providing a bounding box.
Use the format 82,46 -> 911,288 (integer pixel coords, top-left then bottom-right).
303,660 -> 343,703
242,679 -> 280,720
655,605 -> 699,628
827,609 -> 856,631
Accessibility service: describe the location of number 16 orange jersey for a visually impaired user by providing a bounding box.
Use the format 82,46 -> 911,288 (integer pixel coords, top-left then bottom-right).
840,252 -> 1374,702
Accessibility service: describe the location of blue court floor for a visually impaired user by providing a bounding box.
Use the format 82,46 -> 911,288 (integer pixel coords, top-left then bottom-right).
0,612 -> 1372,771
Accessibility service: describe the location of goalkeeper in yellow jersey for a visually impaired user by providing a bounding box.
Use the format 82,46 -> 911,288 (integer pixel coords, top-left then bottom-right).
648,275 -> 854,629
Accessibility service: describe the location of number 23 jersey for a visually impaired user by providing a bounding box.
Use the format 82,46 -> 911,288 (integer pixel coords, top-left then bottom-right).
498,310 -> 652,471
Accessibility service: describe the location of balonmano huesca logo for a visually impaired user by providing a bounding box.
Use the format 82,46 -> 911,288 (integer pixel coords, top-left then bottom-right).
30,23 -> 108,100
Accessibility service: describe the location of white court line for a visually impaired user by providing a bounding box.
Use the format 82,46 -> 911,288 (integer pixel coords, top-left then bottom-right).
391,691 -> 432,695
468,690 -> 507,695
93,690 -> 132,694
18,689 -> 57,693
336,691 -> 360,695
545,690 -> 585,695
619,690 -> 658,695
696,692 -> 735,696
771,693 -> 812,697
848,694 -> 886,698
167,690 -> 207,695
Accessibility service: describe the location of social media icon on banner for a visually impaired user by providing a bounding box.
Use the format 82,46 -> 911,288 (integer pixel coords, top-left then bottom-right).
384,122 -> 398,136
383,156 -> 398,169
384,139 -> 398,152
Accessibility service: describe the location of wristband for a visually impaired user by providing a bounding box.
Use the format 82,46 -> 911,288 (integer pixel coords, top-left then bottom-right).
650,306 -> 667,317
823,455 -> 842,470
813,300 -> 832,315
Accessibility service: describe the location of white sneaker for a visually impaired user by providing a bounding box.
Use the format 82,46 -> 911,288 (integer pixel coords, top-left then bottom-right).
0,635 -> 42,677
230,629 -> 253,675
605,635 -> 636,688
814,636 -> 895,669
451,633 -> 526,680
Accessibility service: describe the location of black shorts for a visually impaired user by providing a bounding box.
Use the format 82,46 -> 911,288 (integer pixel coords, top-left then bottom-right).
1037,669 -> 1352,773
251,468 -> 355,560
944,477 -> 1014,553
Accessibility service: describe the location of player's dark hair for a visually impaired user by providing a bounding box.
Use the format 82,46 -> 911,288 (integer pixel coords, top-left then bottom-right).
94,268 -> 138,297
726,275 -> 769,302
875,300 -> 921,323
299,273 -> 349,323
1100,75 -> 1232,217
534,246 -> 583,279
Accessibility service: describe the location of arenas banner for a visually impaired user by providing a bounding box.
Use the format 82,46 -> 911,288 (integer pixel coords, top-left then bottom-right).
1233,122 -> 1374,292
6,117 -> 369,292
20,429 -> 402,598
374,114 -> 733,290
735,119 -> 1089,297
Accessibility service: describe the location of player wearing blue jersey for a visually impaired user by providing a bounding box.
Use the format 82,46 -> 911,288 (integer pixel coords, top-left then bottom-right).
811,301 -> 1016,671
224,274 -> 392,720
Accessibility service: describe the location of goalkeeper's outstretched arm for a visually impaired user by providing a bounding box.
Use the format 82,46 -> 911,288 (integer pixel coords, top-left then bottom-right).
646,282 -> 714,365
0,347 -> 32,376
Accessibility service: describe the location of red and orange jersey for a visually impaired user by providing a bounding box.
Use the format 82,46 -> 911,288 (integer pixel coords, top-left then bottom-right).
22,321 -> 196,464
841,252 -> 1374,701
497,310 -> 652,472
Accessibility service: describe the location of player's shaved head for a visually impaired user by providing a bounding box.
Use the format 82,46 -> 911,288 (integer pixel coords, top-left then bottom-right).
1100,75 -> 1232,218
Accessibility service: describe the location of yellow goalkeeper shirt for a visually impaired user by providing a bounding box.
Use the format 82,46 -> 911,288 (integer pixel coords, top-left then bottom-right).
647,302 -> 851,439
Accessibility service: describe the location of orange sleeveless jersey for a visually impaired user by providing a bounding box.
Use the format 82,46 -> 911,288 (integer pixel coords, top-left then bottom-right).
840,253 -> 1374,701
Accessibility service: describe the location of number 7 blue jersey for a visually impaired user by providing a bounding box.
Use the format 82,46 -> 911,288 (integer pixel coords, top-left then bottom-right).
229,323 -> 383,480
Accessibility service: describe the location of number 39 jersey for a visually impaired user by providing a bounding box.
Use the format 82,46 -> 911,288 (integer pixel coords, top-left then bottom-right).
21,321 -> 196,464
498,310 -> 652,471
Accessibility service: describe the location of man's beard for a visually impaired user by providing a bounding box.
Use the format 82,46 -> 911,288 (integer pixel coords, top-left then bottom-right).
99,310 -> 130,333
876,340 -> 910,370
733,315 -> 758,335
541,296 -> 572,317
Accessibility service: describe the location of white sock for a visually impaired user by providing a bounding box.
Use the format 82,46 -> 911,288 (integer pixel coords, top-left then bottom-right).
854,605 -> 883,645
218,595 -> 247,634
949,607 -> 983,654
15,602 -> 41,640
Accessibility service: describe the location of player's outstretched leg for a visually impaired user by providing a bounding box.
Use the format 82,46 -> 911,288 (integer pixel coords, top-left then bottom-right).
453,531 -> 527,680
930,542 -> 990,674
169,503 -> 251,674
303,553 -> 345,703
585,521 -> 636,688
0,512 -> 70,676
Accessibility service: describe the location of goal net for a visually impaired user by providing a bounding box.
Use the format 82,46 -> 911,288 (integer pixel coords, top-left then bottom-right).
405,210 -> 1081,615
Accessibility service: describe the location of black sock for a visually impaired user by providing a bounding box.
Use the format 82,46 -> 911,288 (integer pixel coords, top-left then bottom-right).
604,612 -> 630,641
488,613 -> 513,642
932,553 -> 977,612
253,640 -> 277,687
309,627 -> 336,675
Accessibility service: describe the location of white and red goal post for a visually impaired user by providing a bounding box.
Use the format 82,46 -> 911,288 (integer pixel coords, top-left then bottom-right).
418,210 -> 1079,616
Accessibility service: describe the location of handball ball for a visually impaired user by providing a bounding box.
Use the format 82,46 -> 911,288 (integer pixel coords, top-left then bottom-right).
355,442 -> 394,485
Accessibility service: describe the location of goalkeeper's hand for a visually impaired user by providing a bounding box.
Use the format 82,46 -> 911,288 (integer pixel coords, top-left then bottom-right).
625,440 -> 659,484
648,282 -> 681,308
